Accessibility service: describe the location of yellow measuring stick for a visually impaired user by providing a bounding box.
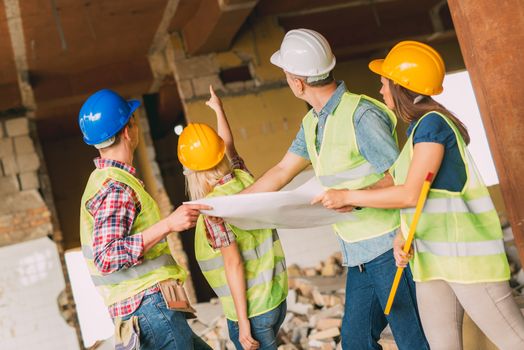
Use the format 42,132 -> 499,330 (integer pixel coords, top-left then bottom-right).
384,172 -> 434,315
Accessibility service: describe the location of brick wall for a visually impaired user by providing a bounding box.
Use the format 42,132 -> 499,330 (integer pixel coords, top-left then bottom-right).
166,17 -> 287,104
0,115 -> 82,348
0,116 -> 52,246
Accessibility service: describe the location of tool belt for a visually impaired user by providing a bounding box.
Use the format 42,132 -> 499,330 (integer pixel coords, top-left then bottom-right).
158,279 -> 197,319
115,316 -> 140,350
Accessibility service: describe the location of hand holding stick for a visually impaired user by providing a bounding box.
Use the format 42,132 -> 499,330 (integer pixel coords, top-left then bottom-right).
384,172 -> 434,315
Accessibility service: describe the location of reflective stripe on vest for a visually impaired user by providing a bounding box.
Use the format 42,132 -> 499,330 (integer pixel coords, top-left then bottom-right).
81,239 -> 168,259
198,231 -> 279,272
90,254 -> 176,286
80,166 -> 186,306
318,162 -> 376,187
195,169 -> 288,320
414,239 -> 505,257
212,259 -> 287,297
302,92 -> 400,243
392,111 -> 510,283
401,196 -> 495,215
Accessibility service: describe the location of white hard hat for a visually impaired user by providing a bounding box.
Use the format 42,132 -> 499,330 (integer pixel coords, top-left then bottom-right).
270,29 -> 336,79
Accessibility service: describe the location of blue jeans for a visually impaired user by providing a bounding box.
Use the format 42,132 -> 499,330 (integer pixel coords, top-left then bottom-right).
121,292 -> 211,350
342,249 -> 429,350
227,301 -> 287,350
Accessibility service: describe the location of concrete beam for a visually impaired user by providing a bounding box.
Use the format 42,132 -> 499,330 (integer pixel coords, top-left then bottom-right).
148,0 -> 181,93
448,0 -> 524,263
3,0 -> 36,110
182,0 -> 258,55
0,83 -> 23,111
277,0 -> 398,18
334,29 -> 456,61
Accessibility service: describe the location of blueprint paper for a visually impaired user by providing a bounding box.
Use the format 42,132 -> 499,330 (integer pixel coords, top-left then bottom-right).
185,177 -> 356,230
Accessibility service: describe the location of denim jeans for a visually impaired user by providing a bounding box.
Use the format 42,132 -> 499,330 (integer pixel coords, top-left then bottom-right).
342,249 -> 429,350
121,292 -> 211,350
227,301 -> 287,350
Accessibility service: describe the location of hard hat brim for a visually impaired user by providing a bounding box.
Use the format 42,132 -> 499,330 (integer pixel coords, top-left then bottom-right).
270,50 -> 283,69
127,99 -> 141,116
368,59 -> 385,77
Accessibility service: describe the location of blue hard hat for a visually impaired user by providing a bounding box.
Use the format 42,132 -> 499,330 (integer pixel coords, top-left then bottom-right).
78,89 -> 140,145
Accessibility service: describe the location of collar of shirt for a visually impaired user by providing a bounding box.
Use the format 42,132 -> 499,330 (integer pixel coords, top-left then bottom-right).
312,80 -> 348,119
407,121 -> 417,137
94,157 -> 137,176
217,171 -> 236,186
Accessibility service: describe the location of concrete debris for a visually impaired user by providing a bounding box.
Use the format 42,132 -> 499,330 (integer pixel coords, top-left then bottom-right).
503,224 -> 524,294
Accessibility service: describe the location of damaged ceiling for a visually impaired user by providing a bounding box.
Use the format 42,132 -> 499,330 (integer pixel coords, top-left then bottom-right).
0,0 -> 454,141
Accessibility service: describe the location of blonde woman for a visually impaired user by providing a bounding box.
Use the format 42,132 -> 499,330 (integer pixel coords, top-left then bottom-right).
313,41 -> 524,349
178,87 -> 287,350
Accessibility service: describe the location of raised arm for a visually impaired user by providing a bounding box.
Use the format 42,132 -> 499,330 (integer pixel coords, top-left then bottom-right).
242,151 -> 310,193
206,85 -> 238,159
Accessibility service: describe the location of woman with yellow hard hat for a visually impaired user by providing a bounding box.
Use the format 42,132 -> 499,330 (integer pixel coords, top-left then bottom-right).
178,86 -> 288,350
313,41 -> 524,349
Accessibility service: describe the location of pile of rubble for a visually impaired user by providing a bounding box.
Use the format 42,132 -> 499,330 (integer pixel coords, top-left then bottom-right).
189,252 -> 397,350
503,220 -> 524,291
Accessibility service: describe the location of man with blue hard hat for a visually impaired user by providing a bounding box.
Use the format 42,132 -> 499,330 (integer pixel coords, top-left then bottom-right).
78,89 -> 212,349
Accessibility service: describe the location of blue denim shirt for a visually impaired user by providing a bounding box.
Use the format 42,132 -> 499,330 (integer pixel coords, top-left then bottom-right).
289,81 -> 399,266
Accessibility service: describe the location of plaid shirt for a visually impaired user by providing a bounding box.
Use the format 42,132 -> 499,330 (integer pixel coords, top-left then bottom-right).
203,156 -> 251,249
86,157 -> 159,318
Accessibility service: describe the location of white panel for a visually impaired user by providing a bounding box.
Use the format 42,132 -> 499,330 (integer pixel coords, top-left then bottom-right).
434,71 -> 499,186
0,237 -> 79,350
65,251 -> 114,348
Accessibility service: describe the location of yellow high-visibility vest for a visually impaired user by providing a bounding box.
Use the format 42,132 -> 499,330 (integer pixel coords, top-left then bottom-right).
303,92 -> 400,242
195,169 -> 288,321
392,112 -> 510,283
80,166 -> 186,306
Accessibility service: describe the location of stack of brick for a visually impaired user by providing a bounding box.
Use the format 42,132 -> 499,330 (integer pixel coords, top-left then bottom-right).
0,116 -> 52,246
165,17 -> 287,105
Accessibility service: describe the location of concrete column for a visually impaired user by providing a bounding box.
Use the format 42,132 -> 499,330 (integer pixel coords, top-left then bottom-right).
448,0 -> 524,263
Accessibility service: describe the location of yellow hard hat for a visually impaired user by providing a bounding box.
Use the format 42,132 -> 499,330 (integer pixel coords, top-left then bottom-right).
369,41 -> 445,95
177,123 -> 225,171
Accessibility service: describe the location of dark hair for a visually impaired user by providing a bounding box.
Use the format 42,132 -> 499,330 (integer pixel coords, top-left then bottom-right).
389,80 -> 470,145
105,115 -> 135,148
305,71 -> 335,87
291,71 -> 335,87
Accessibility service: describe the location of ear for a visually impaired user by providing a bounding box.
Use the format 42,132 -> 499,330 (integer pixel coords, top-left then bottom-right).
293,77 -> 305,94
122,125 -> 131,141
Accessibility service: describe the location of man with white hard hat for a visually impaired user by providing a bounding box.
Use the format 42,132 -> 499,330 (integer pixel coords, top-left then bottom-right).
244,29 -> 429,349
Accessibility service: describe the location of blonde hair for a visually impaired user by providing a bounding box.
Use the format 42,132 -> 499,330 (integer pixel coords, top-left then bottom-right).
185,157 -> 232,200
